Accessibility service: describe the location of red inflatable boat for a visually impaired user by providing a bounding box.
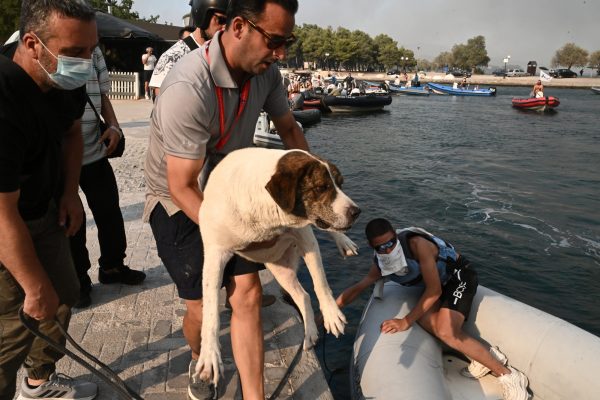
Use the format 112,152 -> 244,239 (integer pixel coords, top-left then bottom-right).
512,96 -> 560,112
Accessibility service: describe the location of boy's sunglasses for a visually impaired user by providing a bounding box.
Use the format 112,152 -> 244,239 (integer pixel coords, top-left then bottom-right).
245,18 -> 297,50
373,238 -> 397,254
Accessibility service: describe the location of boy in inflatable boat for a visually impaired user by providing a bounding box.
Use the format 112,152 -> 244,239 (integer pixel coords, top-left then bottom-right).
334,218 -> 530,400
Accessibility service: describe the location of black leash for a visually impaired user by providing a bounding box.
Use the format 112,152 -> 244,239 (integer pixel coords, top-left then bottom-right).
18,307 -> 144,400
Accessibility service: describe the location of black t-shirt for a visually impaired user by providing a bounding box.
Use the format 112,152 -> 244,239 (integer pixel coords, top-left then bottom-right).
0,42 -> 86,220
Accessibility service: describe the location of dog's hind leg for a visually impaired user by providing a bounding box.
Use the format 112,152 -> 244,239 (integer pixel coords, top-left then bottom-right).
265,248 -> 320,350
196,248 -> 233,386
295,227 -> 347,338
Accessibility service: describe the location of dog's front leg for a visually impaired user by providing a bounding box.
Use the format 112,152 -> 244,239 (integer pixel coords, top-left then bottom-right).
297,228 -> 347,338
196,247 -> 232,386
266,249 -> 320,350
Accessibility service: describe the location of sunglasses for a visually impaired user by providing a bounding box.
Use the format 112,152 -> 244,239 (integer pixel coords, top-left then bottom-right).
373,238 -> 397,254
245,18 -> 297,50
214,14 -> 227,25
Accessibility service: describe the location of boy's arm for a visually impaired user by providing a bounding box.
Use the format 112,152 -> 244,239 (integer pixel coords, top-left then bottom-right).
336,263 -> 382,308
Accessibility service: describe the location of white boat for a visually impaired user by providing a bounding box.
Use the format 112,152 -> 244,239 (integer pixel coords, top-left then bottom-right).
351,280 -> 600,400
253,112 -> 303,149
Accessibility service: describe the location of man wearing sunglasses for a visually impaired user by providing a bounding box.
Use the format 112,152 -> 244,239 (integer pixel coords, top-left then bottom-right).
149,0 -> 229,98
144,0 -> 305,399
332,218 -> 530,400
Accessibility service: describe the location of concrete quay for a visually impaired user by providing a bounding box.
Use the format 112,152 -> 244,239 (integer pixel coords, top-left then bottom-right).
13,99 -> 332,400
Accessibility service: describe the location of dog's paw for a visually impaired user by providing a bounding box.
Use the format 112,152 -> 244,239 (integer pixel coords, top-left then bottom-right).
322,304 -> 347,338
330,233 -> 359,258
196,345 -> 224,386
303,321 -> 320,350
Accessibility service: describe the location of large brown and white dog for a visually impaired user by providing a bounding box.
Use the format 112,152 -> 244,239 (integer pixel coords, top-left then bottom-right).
196,147 -> 361,384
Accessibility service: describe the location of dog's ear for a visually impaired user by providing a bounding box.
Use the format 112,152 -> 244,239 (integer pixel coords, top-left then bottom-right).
265,170 -> 298,213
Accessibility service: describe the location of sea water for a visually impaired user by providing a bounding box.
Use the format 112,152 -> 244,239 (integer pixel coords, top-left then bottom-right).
300,86 -> 600,399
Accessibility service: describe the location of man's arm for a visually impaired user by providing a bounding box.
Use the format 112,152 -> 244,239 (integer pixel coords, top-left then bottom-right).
59,119 -> 84,236
270,111 -> 309,151
381,237 -> 442,333
99,93 -> 122,155
166,155 -> 204,224
0,191 -> 59,320
336,263 -> 382,309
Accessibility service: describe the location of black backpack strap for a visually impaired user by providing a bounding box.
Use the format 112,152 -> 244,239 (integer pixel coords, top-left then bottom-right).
183,35 -> 199,51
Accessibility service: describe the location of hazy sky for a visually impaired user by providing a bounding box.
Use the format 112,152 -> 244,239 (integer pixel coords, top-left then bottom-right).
132,0 -> 599,69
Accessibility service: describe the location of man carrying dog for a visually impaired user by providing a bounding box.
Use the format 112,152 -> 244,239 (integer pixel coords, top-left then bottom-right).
0,0 -> 99,399
143,0 -> 306,399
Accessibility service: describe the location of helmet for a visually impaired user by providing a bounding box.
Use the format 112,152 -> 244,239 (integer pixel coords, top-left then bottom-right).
189,0 -> 228,30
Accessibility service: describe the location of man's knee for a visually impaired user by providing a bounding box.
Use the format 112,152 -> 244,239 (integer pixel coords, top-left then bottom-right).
184,299 -> 203,325
227,274 -> 262,313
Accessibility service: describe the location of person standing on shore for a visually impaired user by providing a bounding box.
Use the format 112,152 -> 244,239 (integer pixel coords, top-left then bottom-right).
0,1 -> 99,398
141,46 -> 156,99
70,46 -> 146,309
143,1 -> 306,399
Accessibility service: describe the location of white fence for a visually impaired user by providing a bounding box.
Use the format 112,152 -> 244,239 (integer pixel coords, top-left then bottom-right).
108,72 -> 141,100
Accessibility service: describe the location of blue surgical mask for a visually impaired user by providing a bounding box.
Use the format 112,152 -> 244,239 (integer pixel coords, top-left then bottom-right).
35,34 -> 92,90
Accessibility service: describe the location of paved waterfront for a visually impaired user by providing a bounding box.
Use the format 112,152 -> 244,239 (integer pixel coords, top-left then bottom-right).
14,99 -> 332,400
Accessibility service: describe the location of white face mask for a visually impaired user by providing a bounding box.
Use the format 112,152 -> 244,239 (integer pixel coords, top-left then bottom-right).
35,34 -> 92,90
375,239 -> 408,276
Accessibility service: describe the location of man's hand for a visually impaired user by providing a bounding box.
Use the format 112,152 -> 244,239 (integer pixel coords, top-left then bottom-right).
380,318 -> 411,334
58,193 -> 83,236
99,127 -> 121,156
23,281 -> 60,321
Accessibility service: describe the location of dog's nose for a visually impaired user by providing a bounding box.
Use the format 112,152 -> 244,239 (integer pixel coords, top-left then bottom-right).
348,205 -> 361,221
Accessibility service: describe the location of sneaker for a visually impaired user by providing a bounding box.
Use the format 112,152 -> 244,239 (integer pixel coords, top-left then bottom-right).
98,265 -> 146,285
498,366 -> 530,400
19,373 -> 97,400
460,346 -> 508,379
188,359 -> 215,400
145,94 -> 150,100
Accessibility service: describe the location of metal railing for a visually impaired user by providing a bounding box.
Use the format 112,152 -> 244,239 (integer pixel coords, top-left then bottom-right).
108,72 -> 141,100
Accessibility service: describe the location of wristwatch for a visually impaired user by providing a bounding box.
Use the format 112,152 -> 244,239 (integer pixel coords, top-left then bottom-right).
108,125 -> 123,139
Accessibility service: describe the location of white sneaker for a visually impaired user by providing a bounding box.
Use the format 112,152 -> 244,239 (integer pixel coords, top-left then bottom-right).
460,346 -> 508,379
498,366 -> 530,400
145,94 -> 150,100
18,373 -> 97,400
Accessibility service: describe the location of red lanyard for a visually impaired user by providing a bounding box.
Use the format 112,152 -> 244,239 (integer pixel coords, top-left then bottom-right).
205,41 -> 251,150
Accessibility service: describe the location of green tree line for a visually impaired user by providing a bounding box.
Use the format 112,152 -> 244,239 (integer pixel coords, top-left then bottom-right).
287,24 -> 492,72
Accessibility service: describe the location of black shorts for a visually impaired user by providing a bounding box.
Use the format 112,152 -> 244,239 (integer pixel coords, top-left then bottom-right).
143,70 -> 153,83
439,257 -> 478,320
149,203 -> 265,300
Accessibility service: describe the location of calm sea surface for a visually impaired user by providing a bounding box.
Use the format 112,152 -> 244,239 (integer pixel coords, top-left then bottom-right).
298,86 -> 600,399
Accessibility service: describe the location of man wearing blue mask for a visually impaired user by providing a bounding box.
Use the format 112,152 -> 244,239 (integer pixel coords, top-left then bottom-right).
0,1 -> 99,399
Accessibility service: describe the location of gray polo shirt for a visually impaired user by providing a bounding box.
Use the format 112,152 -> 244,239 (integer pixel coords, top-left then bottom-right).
143,31 -> 289,221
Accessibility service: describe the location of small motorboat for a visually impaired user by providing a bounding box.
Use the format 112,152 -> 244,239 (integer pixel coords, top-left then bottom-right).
322,94 -> 392,113
351,280 -> 600,400
253,112 -> 304,149
512,96 -> 560,112
591,87 -> 600,94
427,82 -> 497,96
388,83 -> 431,96
291,108 -> 321,127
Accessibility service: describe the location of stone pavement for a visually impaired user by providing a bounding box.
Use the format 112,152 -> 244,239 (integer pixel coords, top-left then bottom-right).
14,99 -> 332,400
